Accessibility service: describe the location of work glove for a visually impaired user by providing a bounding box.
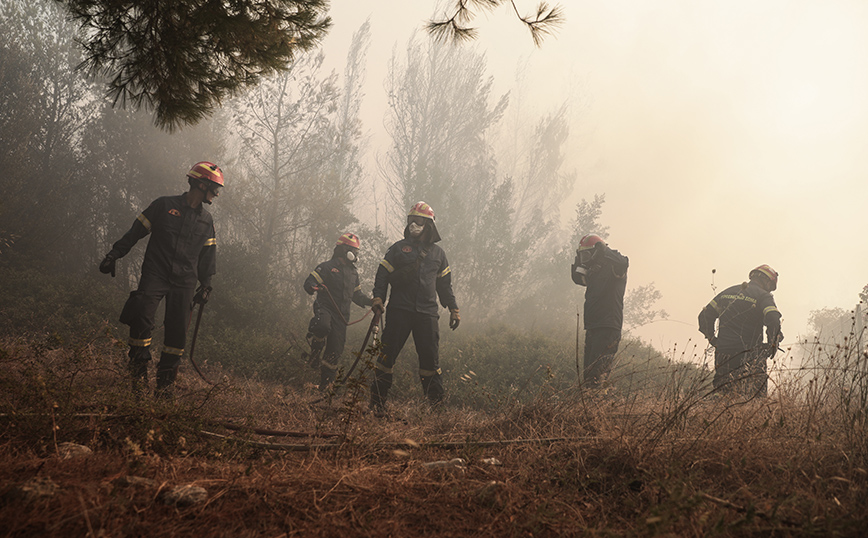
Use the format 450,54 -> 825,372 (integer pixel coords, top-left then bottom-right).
371,297 -> 385,315
99,251 -> 118,277
591,241 -> 606,262
193,285 -> 212,305
449,308 -> 460,330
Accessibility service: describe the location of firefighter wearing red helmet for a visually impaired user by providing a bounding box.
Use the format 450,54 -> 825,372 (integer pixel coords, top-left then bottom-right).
303,233 -> 373,389
571,234 -> 629,388
698,264 -> 783,397
98,162 -> 223,398
369,202 -> 459,415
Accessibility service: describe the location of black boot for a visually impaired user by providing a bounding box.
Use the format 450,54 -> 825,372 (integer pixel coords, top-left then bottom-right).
155,350 -> 182,400
318,354 -> 338,391
129,361 -> 148,399
306,333 -> 326,369
421,373 -> 444,408
127,345 -> 151,400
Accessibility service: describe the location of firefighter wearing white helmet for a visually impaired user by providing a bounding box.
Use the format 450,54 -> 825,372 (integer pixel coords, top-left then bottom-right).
698,264 -> 783,397
369,202 -> 459,415
571,234 -> 629,388
99,162 -> 223,399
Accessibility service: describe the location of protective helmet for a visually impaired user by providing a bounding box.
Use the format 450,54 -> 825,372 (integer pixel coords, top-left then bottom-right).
336,232 -> 361,249
187,161 -> 224,188
749,264 -> 778,291
578,234 -> 605,252
577,234 -> 606,266
408,201 -> 435,221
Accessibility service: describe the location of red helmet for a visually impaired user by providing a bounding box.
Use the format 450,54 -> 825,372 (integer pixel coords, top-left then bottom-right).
749,264 -> 778,291
187,161 -> 224,188
408,201 -> 435,220
578,234 -> 605,252
336,232 -> 360,249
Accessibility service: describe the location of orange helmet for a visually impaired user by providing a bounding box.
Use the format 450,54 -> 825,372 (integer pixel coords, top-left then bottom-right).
336,232 -> 360,249
187,161 -> 224,188
408,201 -> 435,220
749,264 -> 778,291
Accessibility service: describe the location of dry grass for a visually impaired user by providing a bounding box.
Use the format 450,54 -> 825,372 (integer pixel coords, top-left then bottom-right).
1,335 -> 867,537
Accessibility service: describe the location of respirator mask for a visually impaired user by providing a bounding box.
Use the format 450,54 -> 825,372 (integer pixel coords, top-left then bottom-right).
571,251 -> 589,286
408,222 -> 425,238
572,263 -> 588,286
346,249 -> 358,263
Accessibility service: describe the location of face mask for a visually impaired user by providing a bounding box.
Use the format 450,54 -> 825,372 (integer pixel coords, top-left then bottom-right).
346,250 -> 357,262
408,222 -> 425,237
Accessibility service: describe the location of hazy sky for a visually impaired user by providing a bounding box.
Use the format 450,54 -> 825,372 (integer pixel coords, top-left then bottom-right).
317,0 -> 868,352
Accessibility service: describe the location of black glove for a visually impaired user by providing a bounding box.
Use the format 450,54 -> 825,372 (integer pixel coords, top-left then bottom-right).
193,285 -> 212,305
591,241 -> 606,262
99,251 -> 118,277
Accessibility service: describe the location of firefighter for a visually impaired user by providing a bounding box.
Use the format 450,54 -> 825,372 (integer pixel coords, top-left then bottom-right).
571,234 -> 629,388
698,264 -> 783,397
99,162 -> 223,398
303,232 -> 373,390
369,202 -> 460,415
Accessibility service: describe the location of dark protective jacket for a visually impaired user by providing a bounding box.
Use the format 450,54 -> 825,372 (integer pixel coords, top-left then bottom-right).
698,281 -> 782,351
304,257 -> 371,321
373,233 -> 458,318
111,194 -> 216,289
583,245 -> 629,331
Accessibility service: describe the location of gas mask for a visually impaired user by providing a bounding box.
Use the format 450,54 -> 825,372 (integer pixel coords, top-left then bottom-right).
572,261 -> 588,286
408,222 -> 425,238
346,249 -> 358,263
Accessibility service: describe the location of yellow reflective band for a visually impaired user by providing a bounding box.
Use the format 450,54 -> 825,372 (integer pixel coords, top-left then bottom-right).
709,300 -> 721,313
381,259 -> 394,273
204,238 -> 216,246
375,362 -> 393,374
354,285 -> 362,291
311,271 -> 324,284
137,213 -> 152,231
419,368 -> 442,377
163,346 -> 184,356
763,306 -> 779,316
129,337 -> 152,347
321,359 -> 338,371
438,266 -> 451,278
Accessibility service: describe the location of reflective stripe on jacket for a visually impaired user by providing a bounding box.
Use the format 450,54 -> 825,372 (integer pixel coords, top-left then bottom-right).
304,257 -> 371,320
373,238 -> 457,317
698,282 -> 781,351
112,194 -> 216,289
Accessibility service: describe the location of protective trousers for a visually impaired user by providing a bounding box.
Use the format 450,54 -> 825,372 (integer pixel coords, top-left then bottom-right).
370,308 -> 443,411
123,276 -> 195,398
713,347 -> 768,397
307,307 -> 348,389
583,327 -> 621,388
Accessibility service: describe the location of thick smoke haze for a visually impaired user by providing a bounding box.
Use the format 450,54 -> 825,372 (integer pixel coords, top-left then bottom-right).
317,0 -> 868,352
